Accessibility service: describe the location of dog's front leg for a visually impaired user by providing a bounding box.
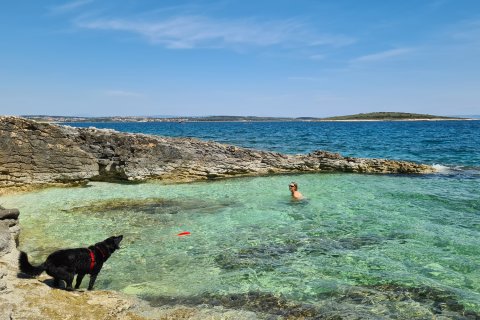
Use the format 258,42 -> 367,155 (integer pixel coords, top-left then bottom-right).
87,273 -> 98,290
75,273 -> 86,289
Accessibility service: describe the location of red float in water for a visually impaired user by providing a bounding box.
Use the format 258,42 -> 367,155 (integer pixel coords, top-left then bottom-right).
177,231 -> 191,236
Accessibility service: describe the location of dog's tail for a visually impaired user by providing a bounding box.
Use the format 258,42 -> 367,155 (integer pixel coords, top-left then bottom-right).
18,251 -> 45,276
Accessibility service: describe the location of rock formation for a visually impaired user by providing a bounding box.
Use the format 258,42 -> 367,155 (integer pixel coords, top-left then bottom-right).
0,116 -> 435,191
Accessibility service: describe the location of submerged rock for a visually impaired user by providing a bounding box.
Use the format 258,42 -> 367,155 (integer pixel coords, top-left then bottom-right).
145,284 -> 480,319
214,234 -> 400,272
66,197 -> 231,216
0,116 -> 436,191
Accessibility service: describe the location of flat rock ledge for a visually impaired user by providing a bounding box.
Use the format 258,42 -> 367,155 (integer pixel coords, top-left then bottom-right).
0,116 -> 435,192
0,206 -> 257,320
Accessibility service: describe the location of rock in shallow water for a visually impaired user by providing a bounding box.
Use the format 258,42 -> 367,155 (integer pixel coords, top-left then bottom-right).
66,197 -> 232,216
0,208 -> 19,220
145,284 -> 479,319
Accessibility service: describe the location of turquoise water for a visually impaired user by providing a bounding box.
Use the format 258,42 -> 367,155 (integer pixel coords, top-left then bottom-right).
4,172 -> 480,318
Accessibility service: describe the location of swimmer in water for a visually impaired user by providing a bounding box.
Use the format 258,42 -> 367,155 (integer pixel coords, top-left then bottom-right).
289,182 -> 303,200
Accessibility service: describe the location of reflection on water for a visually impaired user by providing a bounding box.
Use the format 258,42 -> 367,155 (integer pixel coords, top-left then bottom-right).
3,173 -> 480,318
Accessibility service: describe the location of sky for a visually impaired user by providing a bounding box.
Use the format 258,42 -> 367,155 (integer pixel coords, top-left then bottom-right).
1,0 -> 479,117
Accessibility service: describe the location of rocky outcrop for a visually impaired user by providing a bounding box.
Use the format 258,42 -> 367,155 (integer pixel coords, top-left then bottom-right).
0,116 -> 435,191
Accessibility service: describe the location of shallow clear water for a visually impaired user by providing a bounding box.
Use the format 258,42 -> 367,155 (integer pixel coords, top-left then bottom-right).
4,173 -> 480,317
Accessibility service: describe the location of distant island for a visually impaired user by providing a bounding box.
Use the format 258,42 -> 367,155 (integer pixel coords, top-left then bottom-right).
320,112 -> 466,121
20,112 -> 471,123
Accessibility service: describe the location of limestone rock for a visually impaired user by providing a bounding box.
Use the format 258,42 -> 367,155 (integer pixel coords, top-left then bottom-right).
0,208 -> 19,220
0,223 -> 12,256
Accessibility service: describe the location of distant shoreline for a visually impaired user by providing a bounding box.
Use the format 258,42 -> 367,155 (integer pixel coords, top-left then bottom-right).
24,118 -> 479,124
14,112 -> 478,123
54,118 -> 477,123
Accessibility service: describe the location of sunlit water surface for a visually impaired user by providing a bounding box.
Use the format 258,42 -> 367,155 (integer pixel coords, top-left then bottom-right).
3,173 -> 480,318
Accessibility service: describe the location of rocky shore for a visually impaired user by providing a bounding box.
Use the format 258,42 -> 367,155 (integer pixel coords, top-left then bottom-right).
0,116 -> 435,192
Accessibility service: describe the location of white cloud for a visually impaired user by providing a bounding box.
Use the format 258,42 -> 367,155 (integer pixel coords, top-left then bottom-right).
76,15 -> 355,50
50,0 -> 93,15
350,48 -> 413,63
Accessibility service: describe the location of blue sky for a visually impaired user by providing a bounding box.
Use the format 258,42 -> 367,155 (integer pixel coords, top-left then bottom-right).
1,0 -> 479,117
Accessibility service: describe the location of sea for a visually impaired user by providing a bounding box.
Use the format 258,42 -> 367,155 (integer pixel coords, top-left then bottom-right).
3,120 -> 479,318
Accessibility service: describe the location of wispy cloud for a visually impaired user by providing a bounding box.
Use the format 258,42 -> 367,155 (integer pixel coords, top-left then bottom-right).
350,48 -> 413,63
428,0 -> 451,9
50,0 -> 94,15
105,90 -> 145,98
309,36 -> 356,47
448,19 -> 480,43
75,15 -> 355,50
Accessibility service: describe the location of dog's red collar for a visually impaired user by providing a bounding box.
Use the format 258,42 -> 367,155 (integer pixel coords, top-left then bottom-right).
87,249 -> 95,272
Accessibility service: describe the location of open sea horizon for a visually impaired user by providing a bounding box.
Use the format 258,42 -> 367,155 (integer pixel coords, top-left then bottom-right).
3,120 -> 479,318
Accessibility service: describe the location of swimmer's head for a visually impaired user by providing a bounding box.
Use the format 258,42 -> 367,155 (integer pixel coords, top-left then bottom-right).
289,182 -> 298,191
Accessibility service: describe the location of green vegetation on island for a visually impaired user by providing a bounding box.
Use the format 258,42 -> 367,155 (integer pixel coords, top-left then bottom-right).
322,112 -> 463,121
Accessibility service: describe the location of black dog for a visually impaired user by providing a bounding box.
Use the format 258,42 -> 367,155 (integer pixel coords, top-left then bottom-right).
19,235 -> 123,291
